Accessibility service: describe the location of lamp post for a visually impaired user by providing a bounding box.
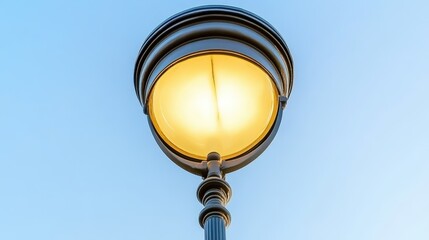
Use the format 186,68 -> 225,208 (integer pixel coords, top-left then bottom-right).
134,5 -> 293,240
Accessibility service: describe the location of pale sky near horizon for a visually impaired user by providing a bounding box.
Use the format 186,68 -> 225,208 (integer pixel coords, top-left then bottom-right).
1,0 -> 428,240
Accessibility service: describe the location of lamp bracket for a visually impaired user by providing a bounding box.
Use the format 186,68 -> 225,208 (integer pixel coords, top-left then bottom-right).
280,95 -> 288,109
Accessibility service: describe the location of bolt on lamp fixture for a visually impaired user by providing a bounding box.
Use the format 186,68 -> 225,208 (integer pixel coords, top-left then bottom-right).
134,5 -> 293,240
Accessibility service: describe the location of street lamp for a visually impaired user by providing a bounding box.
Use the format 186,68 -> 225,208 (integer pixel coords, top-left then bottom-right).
134,5 -> 293,240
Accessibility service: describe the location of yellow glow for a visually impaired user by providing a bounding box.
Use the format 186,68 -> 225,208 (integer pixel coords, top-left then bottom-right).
148,53 -> 278,161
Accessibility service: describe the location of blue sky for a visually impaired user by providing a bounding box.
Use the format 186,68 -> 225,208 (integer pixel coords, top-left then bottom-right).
1,0 -> 428,239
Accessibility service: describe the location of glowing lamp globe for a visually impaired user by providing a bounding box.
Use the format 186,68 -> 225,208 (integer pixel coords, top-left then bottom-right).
134,5 -> 293,176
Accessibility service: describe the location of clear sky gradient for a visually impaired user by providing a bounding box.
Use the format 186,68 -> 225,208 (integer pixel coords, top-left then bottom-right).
1,0 -> 428,240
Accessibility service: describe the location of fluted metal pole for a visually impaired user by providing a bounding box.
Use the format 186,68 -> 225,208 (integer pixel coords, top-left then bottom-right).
204,216 -> 226,240
197,153 -> 232,240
